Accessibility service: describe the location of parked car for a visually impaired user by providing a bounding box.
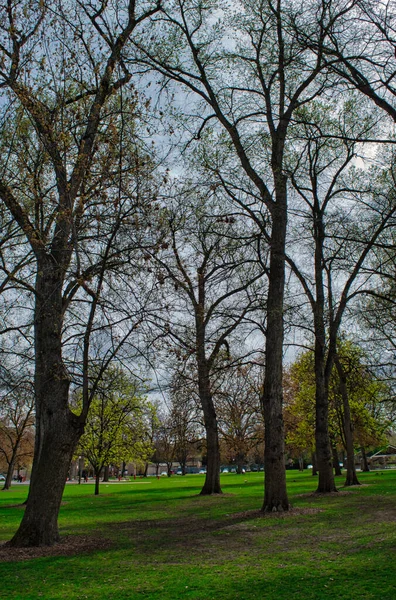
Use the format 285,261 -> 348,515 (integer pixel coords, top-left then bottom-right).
199,469 -> 206,474
222,468 -> 229,473
0,475 -> 5,482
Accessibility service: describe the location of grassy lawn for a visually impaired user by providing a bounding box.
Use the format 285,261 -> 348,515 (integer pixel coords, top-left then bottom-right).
0,470 -> 395,599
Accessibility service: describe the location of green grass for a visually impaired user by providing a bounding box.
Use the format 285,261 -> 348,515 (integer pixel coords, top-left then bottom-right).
1,470 -> 396,599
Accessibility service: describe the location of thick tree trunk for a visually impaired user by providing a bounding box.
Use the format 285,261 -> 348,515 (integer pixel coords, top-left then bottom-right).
316,380 -> 337,492
8,410 -> 79,546
335,356 -> 360,486
198,358 -> 221,494
314,320 -> 335,495
236,457 -> 245,474
313,214 -> 337,494
196,280 -> 222,496
8,260 -> 82,547
95,472 -> 100,495
200,406 -> 222,494
261,185 -> 289,512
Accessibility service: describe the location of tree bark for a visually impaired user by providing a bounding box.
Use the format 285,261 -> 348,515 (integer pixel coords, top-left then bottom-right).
197,356 -> 221,494
8,260 -> 82,547
8,411 -> 79,546
102,465 -> 109,482
95,471 -> 100,495
316,380 -> 337,492
312,211 -> 337,494
196,271 -> 222,495
200,418 -> 221,494
261,185 -> 289,512
334,356 -> 360,486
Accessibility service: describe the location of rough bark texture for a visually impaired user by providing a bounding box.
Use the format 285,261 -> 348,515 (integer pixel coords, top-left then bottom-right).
200,414 -> 221,495
313,214 -> 337,494
197,366 -> 221,495
316,385 -> 337,493
8,261 -> 82,547
196,270 -> 222,495
335,356 -> 360,486
261,187 -> 289,512
8,412 -> 79,546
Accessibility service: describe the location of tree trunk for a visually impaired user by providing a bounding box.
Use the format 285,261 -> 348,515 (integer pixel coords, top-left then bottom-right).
261,186 -> 289,512
95,471 -> 100,495
313,339 -> 337,492
316,380 -> 337,492
200,408 -> 222,494
335,356 -> 360,486
360,446 -> 370,472
3,445 -> 19,490
314,341 -> 336,491
102,465 -> 109,482
332,444 -> 342,476
196,285 -> 222,496
8,260 -> 82,547
311,207 -> 337,494
312,452 -> 318,476
198,364 -> 221,494
8,410 -> 79,546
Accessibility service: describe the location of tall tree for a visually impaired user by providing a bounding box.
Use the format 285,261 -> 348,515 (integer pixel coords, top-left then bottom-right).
285,343 -> 389,485
0,0 -> 160,547
134,0 -> 342,511
148,187 -> 265,494
76,367 -> 152,495
286,100 -> 396,491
